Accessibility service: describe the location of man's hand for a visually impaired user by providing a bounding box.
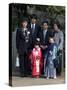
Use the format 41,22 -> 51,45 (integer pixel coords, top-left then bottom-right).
40,45 -> 48,49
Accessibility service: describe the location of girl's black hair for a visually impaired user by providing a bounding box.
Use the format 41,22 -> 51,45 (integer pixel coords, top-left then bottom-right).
34,38 -> 40,46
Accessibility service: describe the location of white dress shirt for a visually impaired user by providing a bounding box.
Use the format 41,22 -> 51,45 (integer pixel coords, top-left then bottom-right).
43,29 -> 47,40
31,23 -> 35,30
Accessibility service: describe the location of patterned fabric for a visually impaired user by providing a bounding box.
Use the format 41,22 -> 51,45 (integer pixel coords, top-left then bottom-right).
31,47 -> 43,77
44,43 -> 57,78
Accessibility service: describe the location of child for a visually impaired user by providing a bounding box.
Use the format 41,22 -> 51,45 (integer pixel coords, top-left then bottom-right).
30,38 -> 43,78
45,36 -> 58,79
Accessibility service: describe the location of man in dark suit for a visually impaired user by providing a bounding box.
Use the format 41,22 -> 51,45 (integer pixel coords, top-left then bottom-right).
38,21 -> 53,46
28,14 -> 41,49
38,20 -> 53,75
16,18 -> 31,77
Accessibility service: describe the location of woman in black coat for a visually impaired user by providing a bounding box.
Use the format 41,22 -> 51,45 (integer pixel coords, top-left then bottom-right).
16,18 -> 31,77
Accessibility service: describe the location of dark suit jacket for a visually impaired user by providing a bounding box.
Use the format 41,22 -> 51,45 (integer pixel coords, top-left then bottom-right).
16,28 -> 31,55
38,29 -> 53,46
28,23 -> 41,48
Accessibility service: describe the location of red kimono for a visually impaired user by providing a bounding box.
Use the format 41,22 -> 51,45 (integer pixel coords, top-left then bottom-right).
31,47 -> 42,77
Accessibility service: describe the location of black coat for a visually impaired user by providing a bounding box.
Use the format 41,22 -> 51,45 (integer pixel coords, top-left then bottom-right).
38,29 -> 53,46
28,23 -> 41,48
28,24 -> 41,40
16,28 -> 31,55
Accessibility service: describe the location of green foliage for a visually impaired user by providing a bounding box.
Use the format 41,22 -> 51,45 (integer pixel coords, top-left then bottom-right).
11,4 -> 65,31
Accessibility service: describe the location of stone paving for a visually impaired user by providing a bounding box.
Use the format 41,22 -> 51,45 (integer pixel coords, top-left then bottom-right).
12,75 -> 65,87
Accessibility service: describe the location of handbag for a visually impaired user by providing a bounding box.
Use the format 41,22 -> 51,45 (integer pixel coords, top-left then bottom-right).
16,56 -> 19,67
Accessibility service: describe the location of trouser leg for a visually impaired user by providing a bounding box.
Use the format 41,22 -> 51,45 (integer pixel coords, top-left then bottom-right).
56,50 -> 62,76
58,55 -> 62,75
24,52 -> 29,76
19,54 -> 25,76
44,53 -> 47,75
54,68 -> 56,77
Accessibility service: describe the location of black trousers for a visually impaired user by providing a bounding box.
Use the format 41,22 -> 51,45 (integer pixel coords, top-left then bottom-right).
19,52 -> 28,76
56,50 -> 62,75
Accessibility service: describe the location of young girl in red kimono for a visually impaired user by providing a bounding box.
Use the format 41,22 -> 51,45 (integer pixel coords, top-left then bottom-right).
30,38 -> 43,78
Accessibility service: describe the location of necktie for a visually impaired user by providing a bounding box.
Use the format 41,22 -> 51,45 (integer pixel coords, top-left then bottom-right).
32,24 -> 35,34
43,30 -> 47,40
32,24 -> 35,30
